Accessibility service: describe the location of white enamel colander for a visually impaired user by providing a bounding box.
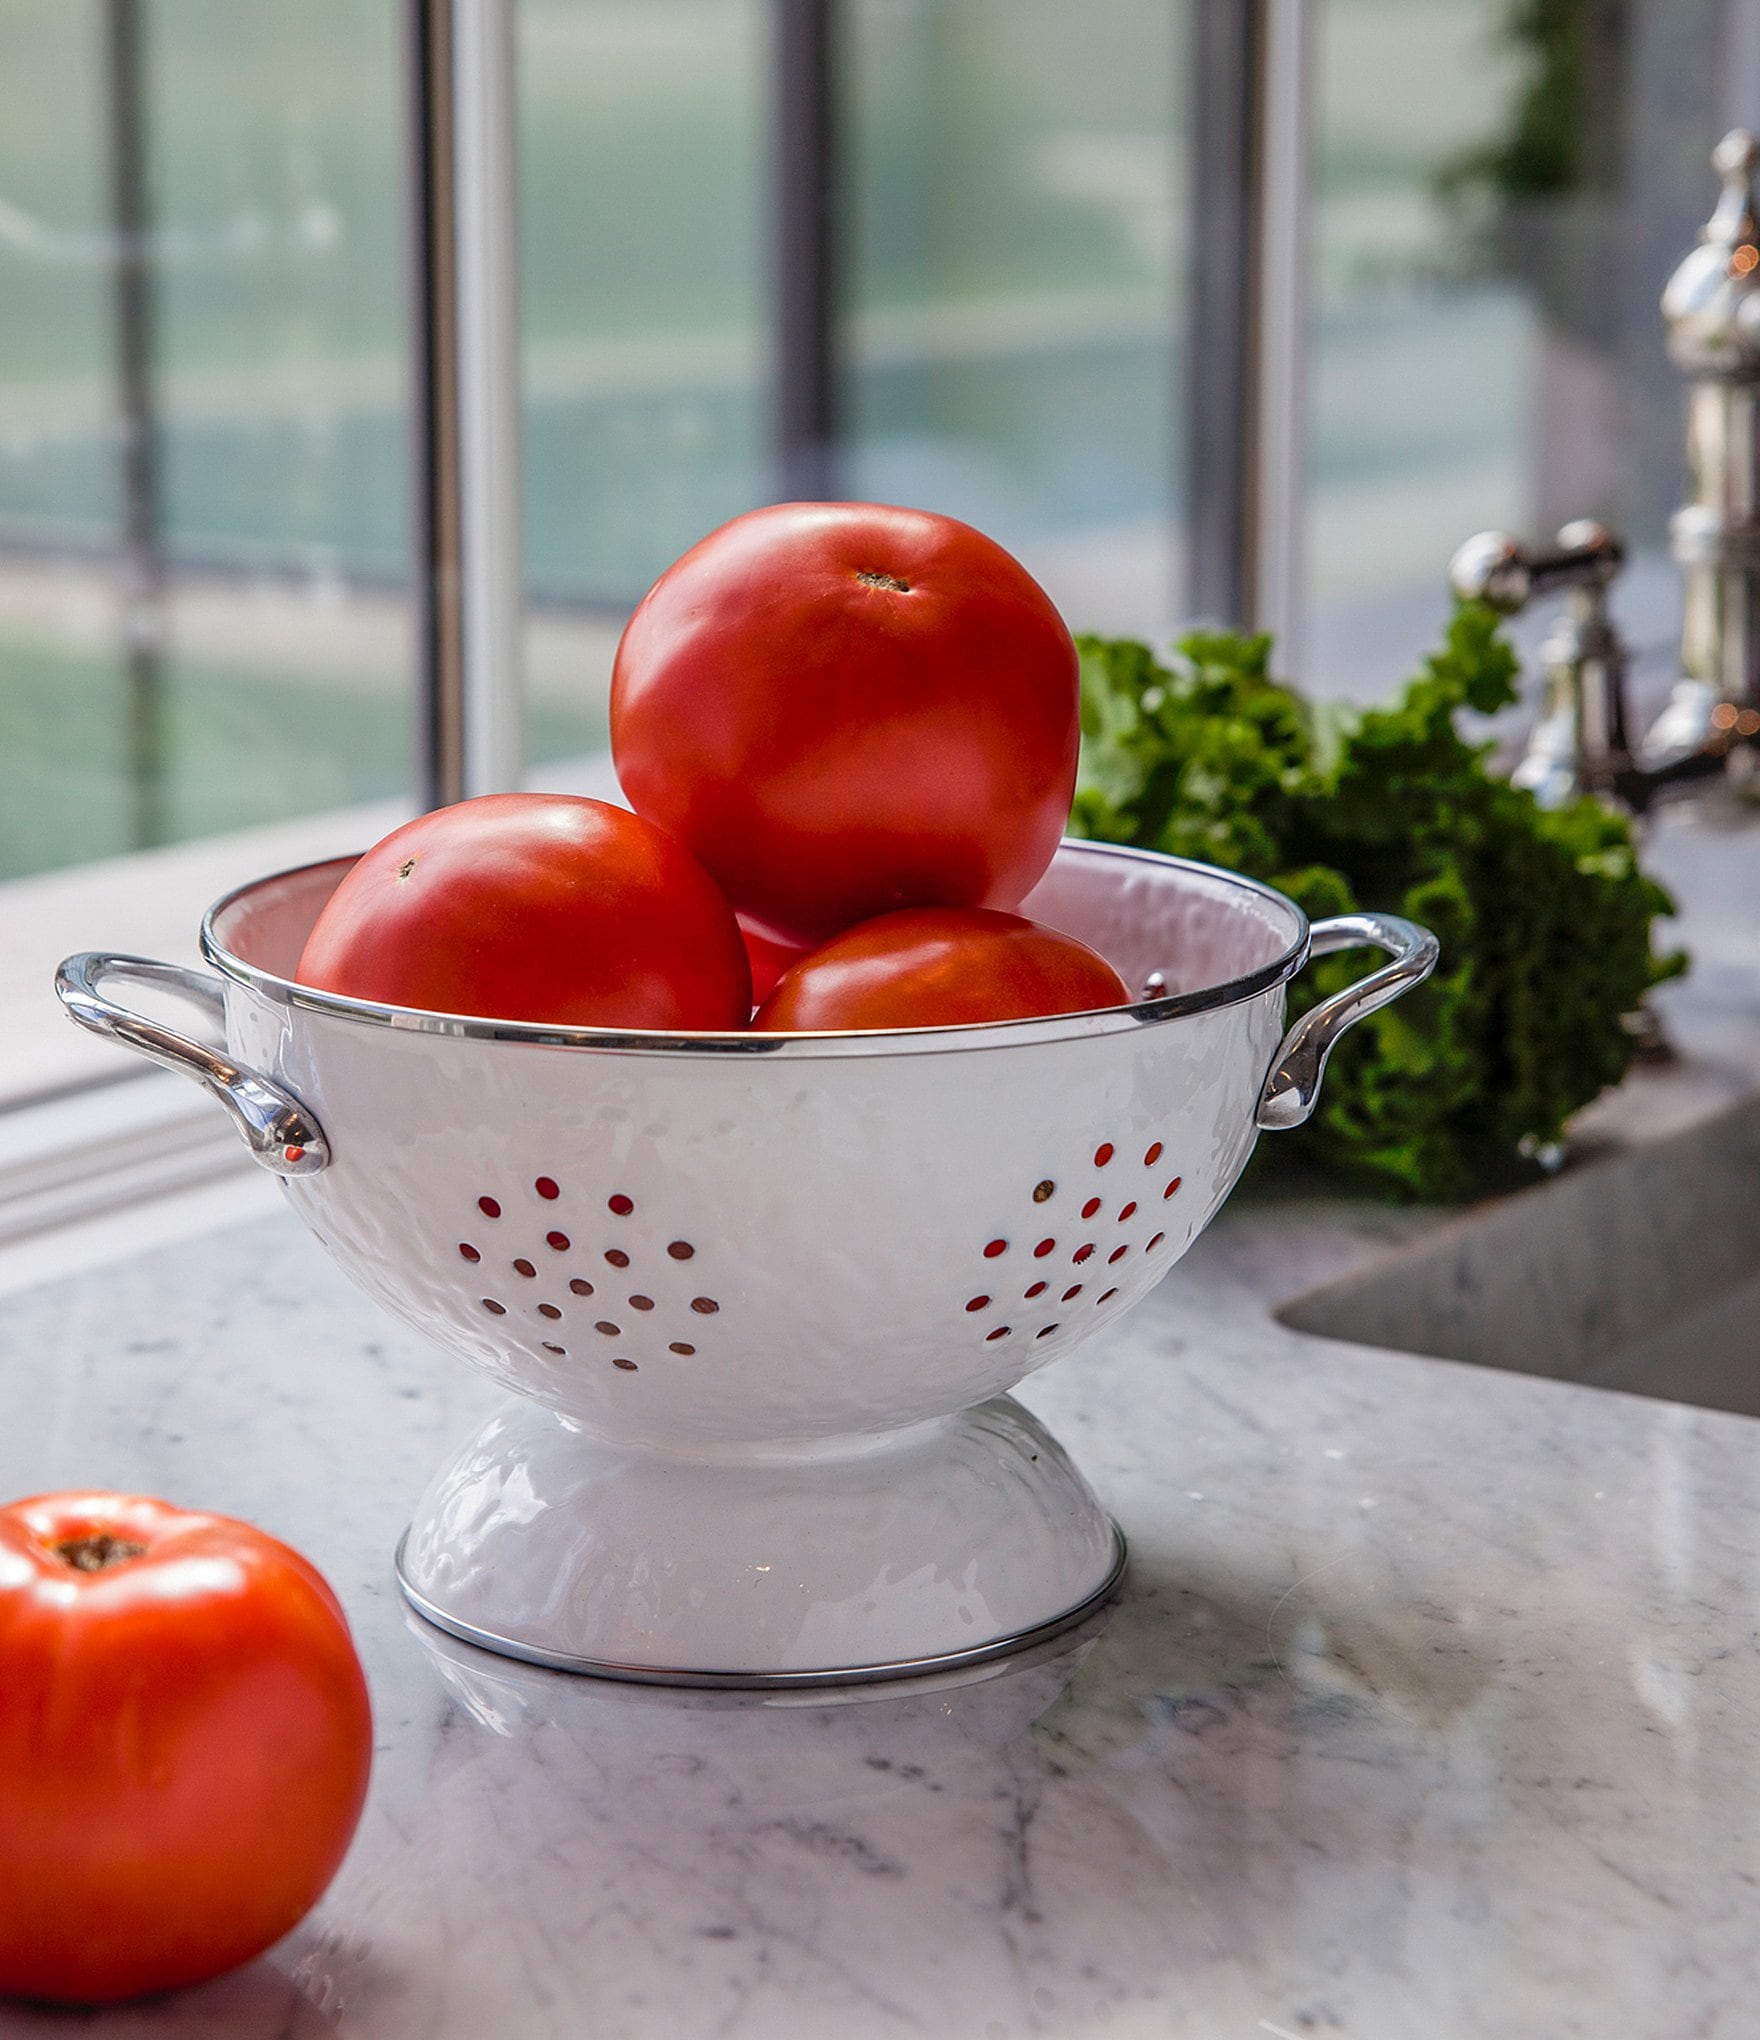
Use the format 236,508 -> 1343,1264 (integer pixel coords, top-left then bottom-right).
58,839 -> 1434,1686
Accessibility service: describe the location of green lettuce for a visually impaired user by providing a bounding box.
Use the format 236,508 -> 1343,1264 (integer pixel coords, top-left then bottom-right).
1068,603 -> 1685,1200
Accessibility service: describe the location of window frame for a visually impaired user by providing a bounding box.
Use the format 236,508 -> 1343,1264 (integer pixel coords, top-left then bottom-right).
408,0 -> 1317,796
0,0 -> 1318,1141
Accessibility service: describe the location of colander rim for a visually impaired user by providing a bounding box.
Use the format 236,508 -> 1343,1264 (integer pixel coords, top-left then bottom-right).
200,838 -> 1311,1057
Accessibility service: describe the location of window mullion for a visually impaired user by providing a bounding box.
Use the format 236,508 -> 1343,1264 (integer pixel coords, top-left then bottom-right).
772,0 -> 840,502
404,0 -> 524,811
1184,0 -> 1314,656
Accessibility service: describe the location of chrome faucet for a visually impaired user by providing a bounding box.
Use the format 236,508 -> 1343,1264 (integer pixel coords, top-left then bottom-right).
1449,521 -> 1636,809
1650,128 -> 1760,779
1449,130 -> 1760,811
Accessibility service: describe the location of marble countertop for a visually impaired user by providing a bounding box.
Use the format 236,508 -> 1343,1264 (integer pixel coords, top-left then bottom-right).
3,1157 -> 1758,2038
3,810 -> 1759,2039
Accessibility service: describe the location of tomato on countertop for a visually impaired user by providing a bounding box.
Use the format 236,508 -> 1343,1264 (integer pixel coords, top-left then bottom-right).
0,1492 -> 372,2006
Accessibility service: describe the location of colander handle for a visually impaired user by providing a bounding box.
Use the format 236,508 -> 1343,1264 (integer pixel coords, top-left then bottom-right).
1255,912 -> 1439,1132
54,952 -> 330,1178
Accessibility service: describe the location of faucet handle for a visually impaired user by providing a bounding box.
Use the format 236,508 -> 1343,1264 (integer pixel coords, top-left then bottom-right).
1447,520 -> 1636,810
1449,521 -> 1625,616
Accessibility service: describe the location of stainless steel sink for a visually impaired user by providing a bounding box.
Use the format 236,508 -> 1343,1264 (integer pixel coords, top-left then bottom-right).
1277,1094 -> 1760,1416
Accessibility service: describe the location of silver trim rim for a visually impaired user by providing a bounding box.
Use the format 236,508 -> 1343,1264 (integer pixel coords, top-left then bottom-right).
394,1524 -> 1128,1689
200,838 -> 1310,1059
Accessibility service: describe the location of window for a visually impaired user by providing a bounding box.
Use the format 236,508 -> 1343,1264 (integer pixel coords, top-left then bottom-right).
515,0 -> 770,761
1306,0 -> 1753,703
2,0 -> 1750,1118
844,0 -> 1188,638
0,0 -> 413,883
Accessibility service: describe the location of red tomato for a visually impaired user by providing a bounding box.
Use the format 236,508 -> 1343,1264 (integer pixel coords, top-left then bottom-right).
0,1493 -> 372,2005
751,907 -> 1130,1032
296,793 -> 750,1029
611,502 -> 1080,946
739,915 -> 809,1007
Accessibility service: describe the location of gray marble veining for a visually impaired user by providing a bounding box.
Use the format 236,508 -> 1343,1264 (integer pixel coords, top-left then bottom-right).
2,1189 -> 1758,2040
5,806 -> 1758,2037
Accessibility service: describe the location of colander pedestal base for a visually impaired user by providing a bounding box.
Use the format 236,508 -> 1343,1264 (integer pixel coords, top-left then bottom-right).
395,1394 -> 1125,1687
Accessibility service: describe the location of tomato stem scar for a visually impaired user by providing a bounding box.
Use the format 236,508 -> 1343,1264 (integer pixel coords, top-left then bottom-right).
854,570 -> 911,593
52,1534 -> 148,1572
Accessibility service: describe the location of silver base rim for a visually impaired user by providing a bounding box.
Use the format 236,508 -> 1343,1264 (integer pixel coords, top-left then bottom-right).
393,1523 -> 1128,1690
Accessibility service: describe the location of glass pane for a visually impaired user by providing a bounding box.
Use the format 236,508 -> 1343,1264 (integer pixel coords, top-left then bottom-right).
0,3 -> 130,874
517,0 -> 769,766
1307,0 -> 1740,701
0,0 -> 411,882
845,0 -> 1187,643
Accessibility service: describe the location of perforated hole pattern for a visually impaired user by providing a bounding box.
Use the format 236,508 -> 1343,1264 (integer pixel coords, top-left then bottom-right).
459,1176 -> 717,1379
964,1137 -> 1183,1348
457,1143 -> 1185,1380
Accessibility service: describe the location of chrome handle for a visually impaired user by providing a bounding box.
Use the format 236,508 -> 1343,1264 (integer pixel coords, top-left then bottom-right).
1449,520 -> 1624,614
54,953 -> 330,1177
1256,913 -> 1439,1133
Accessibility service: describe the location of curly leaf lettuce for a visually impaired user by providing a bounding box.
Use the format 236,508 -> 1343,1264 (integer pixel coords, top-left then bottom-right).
1069,603 -> 1684,1200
